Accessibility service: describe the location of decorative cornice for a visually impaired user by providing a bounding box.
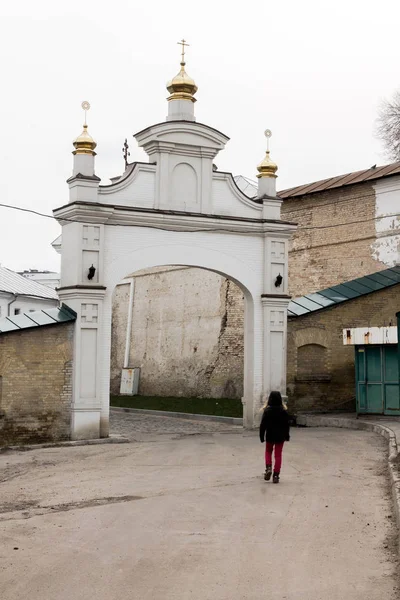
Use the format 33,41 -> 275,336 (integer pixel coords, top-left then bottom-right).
53,200 -> 297,235
261,294 -> 291,299
67,173 -> 101,184
143,140 -> 218,159
134,120 -> 230,143
57,285 -> 107,291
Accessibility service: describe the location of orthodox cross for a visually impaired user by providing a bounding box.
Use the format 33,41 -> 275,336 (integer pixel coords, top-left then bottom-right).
122,138 -> 130,169
178,39 -> 189,63
81,101 -> 90,125
264,129 -> 272,152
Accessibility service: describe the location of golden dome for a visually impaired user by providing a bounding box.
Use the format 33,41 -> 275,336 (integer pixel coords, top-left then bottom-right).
257,150 -> 278,178
73,125 -> 97,155
167,61 -> 197,102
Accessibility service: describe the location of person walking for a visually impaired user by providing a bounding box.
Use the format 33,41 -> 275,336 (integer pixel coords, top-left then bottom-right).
259,391 -> 290,483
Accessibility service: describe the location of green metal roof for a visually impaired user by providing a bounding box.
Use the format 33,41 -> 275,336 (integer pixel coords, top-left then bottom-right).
0,304 -> 76,334
288,267 -> 400,317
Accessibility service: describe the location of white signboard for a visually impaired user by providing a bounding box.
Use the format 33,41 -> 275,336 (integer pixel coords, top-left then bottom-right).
343,326 -> 398,346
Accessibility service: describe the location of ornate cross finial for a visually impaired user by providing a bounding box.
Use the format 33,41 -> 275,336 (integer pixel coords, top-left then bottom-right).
264,129 -> 272,152
81,101 -> 90,126
122,138 -> 130,169
178,39 -> 190,64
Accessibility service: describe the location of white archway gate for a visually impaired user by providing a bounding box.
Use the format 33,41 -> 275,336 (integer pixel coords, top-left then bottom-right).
54,62 -> 295,439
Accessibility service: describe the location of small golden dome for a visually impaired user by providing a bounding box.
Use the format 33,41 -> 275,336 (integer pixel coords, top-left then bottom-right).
167,61 -> 198,102
73,125 -> 97,155
257,150 -> 278,179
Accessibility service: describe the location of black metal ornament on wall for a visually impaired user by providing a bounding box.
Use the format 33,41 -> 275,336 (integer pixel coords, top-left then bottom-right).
274,273 -> 283,288
88,265 -> 96,280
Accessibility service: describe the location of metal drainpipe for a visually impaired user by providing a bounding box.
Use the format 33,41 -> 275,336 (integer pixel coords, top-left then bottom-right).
7,294 -> 17,316
124,278 -> 135,369
396,311 -> 400,394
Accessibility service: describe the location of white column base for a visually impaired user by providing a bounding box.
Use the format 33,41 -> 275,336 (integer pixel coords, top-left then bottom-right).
71,408 -> 101,440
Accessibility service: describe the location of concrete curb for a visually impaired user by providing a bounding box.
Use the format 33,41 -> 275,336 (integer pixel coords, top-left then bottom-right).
296,414 -> 400,550
110,406 -> 243,426
0,434 -> 130,453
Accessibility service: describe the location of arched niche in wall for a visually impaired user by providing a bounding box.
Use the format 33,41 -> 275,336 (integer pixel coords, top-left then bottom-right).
170,162 -> 198,207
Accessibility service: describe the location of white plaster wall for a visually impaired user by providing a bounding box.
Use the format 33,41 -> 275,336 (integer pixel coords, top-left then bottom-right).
212,175 -> 262,218
96,167 -> 261,218
0,293 -> 58,318
372,176 -> 400,266
99,168 -> 156,207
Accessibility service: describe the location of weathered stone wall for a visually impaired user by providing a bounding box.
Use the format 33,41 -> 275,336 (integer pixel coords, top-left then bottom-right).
287,285 -> 400,413
0,323 -> 74,445
110,267 -> 244,399
110,282 -> 131,394
281,182 -> 387,297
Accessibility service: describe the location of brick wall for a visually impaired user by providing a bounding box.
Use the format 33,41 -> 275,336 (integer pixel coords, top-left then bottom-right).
287,285 -> 400,413
0,323 -> 74,445
205,278 -> 244,398
281,182 -> 387,297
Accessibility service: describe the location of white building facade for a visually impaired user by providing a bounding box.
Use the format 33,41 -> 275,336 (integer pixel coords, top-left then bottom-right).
0,266 -> 58,318
54,47 -> 295,439
19,269 -> 60,290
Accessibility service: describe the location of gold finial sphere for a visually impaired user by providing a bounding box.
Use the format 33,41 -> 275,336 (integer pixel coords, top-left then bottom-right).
257,129 -> 277,179
73,101 -> 96,155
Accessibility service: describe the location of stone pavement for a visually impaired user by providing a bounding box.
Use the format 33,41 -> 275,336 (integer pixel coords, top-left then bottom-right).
110,408 -> 242,439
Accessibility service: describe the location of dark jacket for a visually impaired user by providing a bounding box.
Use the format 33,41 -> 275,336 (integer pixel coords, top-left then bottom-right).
259,406 -> 290,444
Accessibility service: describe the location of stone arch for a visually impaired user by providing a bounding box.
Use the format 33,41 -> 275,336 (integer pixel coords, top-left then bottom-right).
170,162 -> 198,206
56,118 -> 295,440
101,242 -> 259,430
106,242 -> 258,299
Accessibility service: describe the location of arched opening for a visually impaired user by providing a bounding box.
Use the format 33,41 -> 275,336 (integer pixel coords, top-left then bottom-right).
109,263 -> 251,424
297,343 -> 329,380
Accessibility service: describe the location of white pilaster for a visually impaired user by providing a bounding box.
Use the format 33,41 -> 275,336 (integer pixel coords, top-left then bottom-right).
57,288 -> 106,440
261,296 -> 290,399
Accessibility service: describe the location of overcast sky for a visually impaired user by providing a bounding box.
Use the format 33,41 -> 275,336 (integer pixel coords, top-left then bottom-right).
0,0 -> 399,273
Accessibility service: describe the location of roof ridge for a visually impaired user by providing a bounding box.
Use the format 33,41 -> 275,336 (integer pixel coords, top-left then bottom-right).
279,161 -> 400,199
0,266 -> 58,299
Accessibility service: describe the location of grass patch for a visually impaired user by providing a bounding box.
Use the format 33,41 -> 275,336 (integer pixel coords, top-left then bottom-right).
110,395 -> 243,418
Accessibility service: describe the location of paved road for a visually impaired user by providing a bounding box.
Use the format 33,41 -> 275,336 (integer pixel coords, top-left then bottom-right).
0,421 -> 398,599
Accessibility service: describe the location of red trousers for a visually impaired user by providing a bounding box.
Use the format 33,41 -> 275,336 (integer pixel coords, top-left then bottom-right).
265,442 -> 284,474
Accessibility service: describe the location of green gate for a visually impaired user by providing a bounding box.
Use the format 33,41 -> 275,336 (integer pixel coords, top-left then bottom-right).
355,345 -> 400,415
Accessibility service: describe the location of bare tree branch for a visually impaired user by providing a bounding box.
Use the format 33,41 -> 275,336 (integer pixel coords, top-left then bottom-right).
376,90 -> 400,161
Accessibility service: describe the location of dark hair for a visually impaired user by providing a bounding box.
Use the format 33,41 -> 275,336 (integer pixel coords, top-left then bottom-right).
267,391 -> 283,407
